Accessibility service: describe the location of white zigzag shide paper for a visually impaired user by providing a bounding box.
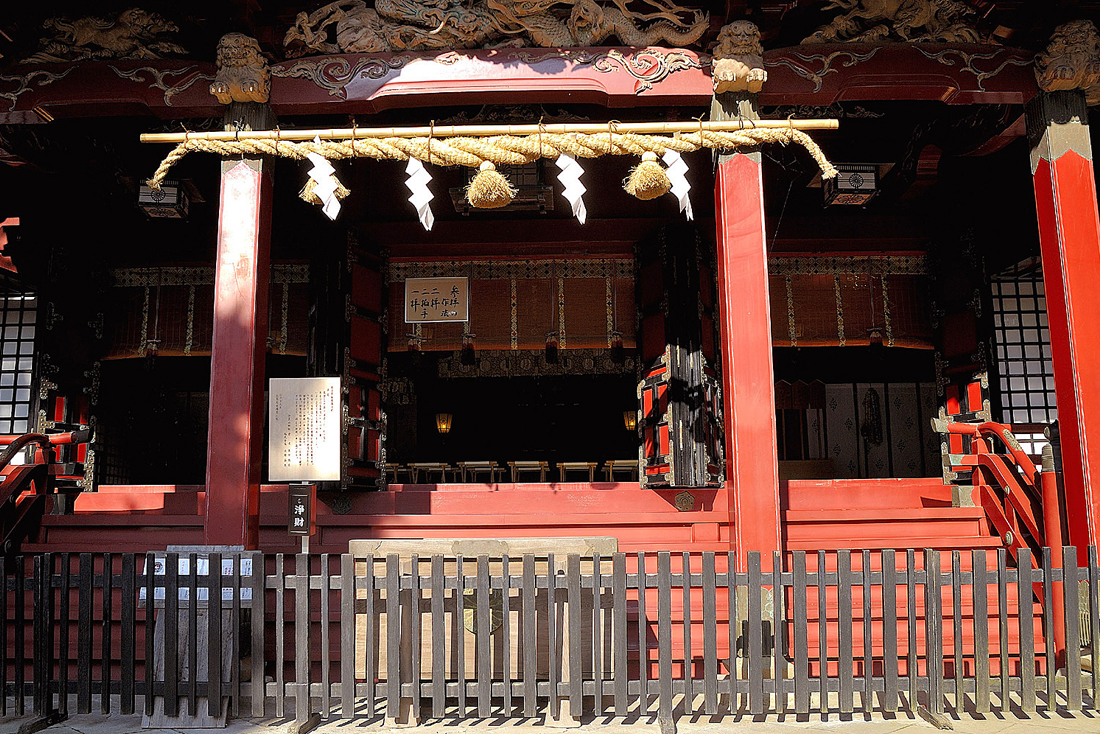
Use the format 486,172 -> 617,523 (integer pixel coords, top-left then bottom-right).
662,150 -> 693,221
405,158 -> 435,231
306,138 -> 341,220
555,154 -> 587,225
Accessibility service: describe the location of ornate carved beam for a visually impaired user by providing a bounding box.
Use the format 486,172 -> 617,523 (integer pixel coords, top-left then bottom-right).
0,43 -> 1037,124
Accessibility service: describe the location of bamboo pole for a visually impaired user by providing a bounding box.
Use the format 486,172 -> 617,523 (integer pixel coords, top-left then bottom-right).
140,118 -> 839,145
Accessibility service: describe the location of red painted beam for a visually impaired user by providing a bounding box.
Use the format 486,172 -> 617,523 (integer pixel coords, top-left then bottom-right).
715,153 -> 781,569
0,45 -> 1036,123
1029,92 -> 1100,551
204,159 -> 272,548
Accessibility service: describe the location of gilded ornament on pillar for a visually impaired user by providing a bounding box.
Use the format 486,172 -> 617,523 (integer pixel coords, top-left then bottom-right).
209,33 -> 271,105
712,21 -> 766,94
1034,20 -> 1100,105
801,0 -> 985,44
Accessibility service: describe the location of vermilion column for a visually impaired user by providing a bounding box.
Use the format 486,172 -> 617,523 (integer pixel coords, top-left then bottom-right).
204,158 -> 272,548
715,152 -> 782,569
1028,90 -> 1100,550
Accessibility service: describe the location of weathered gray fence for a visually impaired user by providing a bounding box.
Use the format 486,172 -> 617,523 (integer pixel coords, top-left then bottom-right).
3,547 -> 1098,722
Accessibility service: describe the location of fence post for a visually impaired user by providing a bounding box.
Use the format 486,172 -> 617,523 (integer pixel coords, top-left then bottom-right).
924,549 -> 944,716
1063,546 -> 1082,711
32,554 -> 45,716
1042,446 -> 1067,669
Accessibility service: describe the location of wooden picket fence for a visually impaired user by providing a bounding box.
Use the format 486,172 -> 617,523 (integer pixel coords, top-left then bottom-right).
2,547 -> 1098,722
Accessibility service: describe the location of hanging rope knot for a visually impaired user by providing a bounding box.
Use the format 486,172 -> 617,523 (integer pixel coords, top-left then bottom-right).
466,160 -> 517,209
624,150 -> 671,201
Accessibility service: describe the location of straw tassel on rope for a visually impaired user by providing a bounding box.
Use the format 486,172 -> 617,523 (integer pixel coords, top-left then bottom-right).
299,176 -> 350,206
466,161 -> 517,209
624,151 -> 671,201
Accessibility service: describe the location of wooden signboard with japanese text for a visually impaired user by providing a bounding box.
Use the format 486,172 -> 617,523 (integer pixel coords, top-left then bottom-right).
404,277 -> 468,323
268,376 -> 341,482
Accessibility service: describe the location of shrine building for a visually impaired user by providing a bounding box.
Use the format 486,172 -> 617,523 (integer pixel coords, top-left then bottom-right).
0,0 -> 1096,575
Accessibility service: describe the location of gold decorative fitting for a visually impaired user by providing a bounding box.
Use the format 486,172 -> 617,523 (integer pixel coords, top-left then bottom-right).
674,491 -> 695,512
109,66 -> 213,107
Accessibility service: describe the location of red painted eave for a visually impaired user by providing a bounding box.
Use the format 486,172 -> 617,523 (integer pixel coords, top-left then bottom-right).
0,43 -> 1037,123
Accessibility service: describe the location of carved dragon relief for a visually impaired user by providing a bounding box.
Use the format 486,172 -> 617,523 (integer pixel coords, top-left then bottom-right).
283,0 -> 709,55
802,0 -> 988,45
22,8 -> 188,63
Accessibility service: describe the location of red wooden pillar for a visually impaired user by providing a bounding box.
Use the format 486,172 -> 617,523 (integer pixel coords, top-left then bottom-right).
715,152 -> 782,569
204,158 -> 272,548
1028,90 -> 1100,550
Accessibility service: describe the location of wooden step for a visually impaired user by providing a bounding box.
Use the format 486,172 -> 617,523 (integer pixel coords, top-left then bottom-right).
783,478 -> 954,511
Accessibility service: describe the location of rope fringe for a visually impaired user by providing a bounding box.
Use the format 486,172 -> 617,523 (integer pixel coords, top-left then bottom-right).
147,127 -> 837,191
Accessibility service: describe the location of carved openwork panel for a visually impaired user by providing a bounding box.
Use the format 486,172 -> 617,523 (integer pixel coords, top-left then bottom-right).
283,0 -> 709,55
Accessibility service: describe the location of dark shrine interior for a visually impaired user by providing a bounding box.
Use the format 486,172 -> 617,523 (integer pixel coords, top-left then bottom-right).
2,93 -> 1090,485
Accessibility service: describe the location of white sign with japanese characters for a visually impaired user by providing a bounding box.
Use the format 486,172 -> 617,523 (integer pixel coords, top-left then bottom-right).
138,554 -> 253,606
404,277 -> 469,323
269,377 -> 342,482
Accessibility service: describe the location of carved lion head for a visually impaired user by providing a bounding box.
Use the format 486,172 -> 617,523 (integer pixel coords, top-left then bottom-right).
714,20 -> 761,59
1046,19 -> 1100,56
216,32 -> 265,69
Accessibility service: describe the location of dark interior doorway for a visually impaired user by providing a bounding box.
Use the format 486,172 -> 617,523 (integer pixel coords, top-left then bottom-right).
389,372 -> 638,471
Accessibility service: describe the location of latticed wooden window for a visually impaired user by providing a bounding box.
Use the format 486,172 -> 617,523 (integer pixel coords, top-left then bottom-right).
991,259 -> 1054,456
0,293 -> 36,435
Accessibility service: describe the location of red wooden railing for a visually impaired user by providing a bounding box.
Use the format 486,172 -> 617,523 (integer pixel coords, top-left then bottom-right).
0,429 -> 90,554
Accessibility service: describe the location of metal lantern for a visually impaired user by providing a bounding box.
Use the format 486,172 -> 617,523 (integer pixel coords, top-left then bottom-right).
823,164 -> 878,206
623,410 -> 637,431
435,413 -> 453,434
138,180 -> 190,219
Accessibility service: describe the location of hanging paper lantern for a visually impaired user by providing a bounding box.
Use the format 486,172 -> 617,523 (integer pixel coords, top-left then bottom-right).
624,151 -> 671,201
